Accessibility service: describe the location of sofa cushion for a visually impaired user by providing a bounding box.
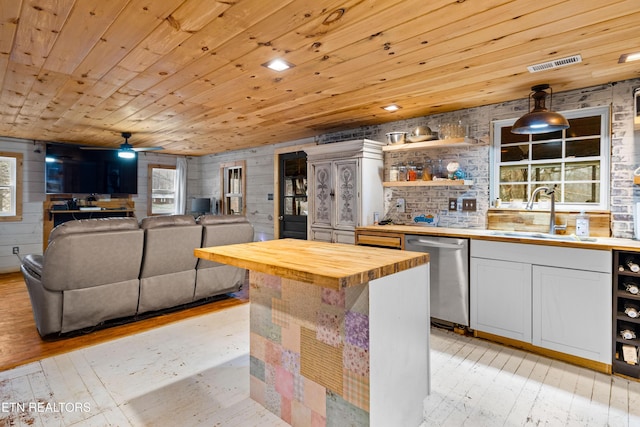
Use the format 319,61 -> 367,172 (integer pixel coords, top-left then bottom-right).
44,228 -> 144,292
49,217 -> 139,242
197,214 -> 249,225
140,214 -> 195,229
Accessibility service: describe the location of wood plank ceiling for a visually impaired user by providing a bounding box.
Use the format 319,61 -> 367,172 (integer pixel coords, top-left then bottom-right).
0,0 -> 639,156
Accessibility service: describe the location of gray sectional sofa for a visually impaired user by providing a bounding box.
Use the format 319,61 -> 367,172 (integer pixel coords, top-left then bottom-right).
20,214 -> 254,337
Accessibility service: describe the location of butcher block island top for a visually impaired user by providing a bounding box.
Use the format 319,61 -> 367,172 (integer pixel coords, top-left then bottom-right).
194,238 -> 428,290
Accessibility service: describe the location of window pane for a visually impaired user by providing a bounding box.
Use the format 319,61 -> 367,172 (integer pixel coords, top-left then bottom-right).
499,184 -> 527,202
0,188 -> 11,213
284,197 -> 294,215
566,116 -> 601,138
227,196 -> 242,214
532,163 -> 561,181
151,168 -> 176,214
565,161 -> 599,181
499,165 -> 528,182
0,158 -> 13,186
500,127 -> 529,144
565,182 -> 599,203
566,138 -> 600,157
530,184 -> 562,205
532,130 -> 563,141
501,145 -> 529,162
531,141 -> 562,160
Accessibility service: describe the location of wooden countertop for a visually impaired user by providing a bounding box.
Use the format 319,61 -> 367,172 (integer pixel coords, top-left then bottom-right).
194,239 -> 429,290
356,225 -> 640,251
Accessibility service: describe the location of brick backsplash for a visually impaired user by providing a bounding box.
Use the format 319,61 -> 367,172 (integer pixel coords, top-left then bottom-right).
320,78 -> 640,238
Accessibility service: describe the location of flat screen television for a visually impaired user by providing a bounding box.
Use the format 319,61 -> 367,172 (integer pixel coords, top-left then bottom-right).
45,143 -> 138,195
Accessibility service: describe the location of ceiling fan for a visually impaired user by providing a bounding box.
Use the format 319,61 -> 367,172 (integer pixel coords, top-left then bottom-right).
81,132 -> 164,158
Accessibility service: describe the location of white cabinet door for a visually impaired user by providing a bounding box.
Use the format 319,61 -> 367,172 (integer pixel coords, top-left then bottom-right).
333,159 -> 359,230
470,257 -> 532,342
333,229 -> 355,244
309,161 -> 333,228
532,266 -> 611,364
309,227 -> 333,243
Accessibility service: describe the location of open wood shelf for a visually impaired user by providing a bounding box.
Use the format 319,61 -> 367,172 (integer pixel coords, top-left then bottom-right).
383,179 -> 473,187
382,137 -> 475,152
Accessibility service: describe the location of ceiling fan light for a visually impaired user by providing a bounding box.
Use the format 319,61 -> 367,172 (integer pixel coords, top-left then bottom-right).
511,84 -> 569,134
118,149 -> 136,159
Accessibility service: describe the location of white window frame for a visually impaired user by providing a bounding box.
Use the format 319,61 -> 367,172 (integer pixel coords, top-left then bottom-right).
147,164 -> 177,216
220,160 -> 246,215
490,105 -> 610,211
0,152 -> 22,221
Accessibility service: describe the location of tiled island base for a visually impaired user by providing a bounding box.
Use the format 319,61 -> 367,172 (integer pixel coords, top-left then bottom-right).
248,266 -> 429,427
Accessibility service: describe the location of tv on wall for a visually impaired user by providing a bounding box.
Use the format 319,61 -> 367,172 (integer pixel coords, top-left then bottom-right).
45,143 -> 138,195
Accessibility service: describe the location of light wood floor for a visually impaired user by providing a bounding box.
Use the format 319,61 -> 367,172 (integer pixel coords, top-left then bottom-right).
3,272 -> 640,426
0,272 -> 248,372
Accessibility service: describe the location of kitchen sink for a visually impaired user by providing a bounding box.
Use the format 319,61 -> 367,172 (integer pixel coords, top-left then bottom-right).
489,230 -> 598,242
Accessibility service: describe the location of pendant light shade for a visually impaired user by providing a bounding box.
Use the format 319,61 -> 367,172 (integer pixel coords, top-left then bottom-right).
511,84 -> 569,134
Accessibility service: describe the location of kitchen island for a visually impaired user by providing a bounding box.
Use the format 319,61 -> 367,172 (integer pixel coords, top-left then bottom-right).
195,239 -> 430,427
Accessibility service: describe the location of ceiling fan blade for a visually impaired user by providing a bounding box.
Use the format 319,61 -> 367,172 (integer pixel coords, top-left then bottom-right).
132,146 -> 164,152
79,146 -> 119,150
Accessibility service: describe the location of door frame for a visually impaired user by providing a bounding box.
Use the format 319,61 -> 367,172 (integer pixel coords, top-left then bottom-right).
273,143 -> 315,239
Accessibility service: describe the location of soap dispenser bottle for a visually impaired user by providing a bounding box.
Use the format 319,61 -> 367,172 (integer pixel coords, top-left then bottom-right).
576,211 -> 590,237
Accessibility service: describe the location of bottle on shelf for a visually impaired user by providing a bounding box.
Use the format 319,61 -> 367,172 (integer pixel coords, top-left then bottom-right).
625,302 -> 640,318
407,162 -> 417,181
422,160 -> 432,181
627,258 -> 640,273
398,164 -> 407,181
621,328 -> 637,340
625,282 -> 640,295
389,164 -> 399,182
433,159 -> 445,179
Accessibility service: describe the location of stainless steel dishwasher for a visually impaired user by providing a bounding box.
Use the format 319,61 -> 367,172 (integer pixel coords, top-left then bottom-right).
404,235 -> 469,327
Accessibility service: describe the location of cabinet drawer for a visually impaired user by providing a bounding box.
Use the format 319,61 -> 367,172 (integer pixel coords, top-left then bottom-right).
356,232 -> 403,249
471,239 -> 611,272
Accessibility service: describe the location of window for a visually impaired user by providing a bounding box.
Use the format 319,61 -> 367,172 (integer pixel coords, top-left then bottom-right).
0,152 -> 22,221
221,161 -> 245,215
147,164 -> 176,216
491,106 -> 610,211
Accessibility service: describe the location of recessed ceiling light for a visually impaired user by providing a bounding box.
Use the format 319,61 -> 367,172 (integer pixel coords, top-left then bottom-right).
262,59 -> 294,71
619,52 -> 640,63
382,104 -> 401,112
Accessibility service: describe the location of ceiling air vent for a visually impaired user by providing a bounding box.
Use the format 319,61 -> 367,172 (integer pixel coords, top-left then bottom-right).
527,55 -> 582,73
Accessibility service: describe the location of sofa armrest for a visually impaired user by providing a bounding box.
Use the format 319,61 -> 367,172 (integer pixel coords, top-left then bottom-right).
22,254 -> 44,280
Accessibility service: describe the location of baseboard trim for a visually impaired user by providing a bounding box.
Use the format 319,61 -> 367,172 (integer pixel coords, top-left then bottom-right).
474,330 -> 612,375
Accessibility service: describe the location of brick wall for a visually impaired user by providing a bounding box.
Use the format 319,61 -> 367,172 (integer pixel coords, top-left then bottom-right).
319,78 -> 640,238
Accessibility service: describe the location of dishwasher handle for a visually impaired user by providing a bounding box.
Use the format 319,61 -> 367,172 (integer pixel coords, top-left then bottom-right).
406,238 -> 466,250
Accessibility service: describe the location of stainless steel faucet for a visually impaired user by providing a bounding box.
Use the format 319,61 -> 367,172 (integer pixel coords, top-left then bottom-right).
525,184 -> 567,234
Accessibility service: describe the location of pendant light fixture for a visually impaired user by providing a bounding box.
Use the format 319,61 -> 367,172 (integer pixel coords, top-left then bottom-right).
511,84 -> 569,134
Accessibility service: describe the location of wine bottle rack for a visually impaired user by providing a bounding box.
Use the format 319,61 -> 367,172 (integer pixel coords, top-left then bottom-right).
613,250 -> 640,378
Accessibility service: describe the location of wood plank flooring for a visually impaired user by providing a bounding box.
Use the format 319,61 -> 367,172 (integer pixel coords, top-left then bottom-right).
2,272 -> 640,426
0,272 -> 248,371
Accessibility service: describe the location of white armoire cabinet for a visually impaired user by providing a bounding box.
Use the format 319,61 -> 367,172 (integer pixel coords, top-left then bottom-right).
305,139 -> 385,244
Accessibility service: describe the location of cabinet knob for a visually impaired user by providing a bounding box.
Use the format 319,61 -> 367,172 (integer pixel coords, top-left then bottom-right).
278,216 -> 284,221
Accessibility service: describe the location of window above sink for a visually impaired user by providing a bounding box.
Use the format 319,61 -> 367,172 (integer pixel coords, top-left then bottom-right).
490,105 -> 610,212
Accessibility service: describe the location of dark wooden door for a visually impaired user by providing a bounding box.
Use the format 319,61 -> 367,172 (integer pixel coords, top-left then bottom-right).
279,151 -> 307,239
